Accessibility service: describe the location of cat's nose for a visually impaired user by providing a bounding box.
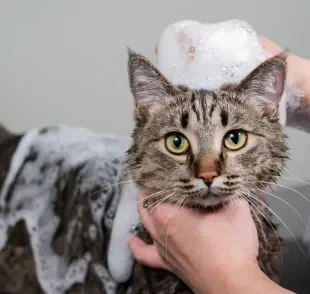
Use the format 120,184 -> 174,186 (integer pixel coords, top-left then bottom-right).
199,171 -> 218,187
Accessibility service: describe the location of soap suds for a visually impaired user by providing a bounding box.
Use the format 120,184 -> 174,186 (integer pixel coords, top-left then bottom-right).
0,125 -> 131,293
156,19 -> 304,127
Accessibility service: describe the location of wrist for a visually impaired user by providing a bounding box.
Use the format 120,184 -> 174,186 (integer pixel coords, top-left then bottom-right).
194,262 -> 294,294
217,263 -> 267,293
192,262 -> 261,294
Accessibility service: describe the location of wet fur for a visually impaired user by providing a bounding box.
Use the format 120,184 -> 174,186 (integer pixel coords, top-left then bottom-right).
127,52 -> 288,292
0,53 -> 288,293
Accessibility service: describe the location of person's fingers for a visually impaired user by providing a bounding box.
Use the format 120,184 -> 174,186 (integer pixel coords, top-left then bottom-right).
137,194 -> 196,239
152,202 -> 200,231
152,202 -> 180,227
222,198 -> 251,218
129,235 -> 171,270
258,35 -> 283,55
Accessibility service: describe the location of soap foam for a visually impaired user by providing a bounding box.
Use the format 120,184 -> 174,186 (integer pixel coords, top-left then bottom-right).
157,19 -> 265,90
0,126 -> 131,294
156,19 -> 299,126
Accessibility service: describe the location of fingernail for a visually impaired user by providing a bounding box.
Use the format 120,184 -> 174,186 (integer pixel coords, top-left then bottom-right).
129,224 -> 140,235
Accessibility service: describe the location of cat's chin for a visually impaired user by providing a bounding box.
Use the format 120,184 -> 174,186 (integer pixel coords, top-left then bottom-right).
186,194 -> 233,209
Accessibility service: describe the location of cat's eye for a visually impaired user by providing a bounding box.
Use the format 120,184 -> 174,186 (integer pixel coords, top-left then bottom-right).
165,133 -> 190,155
223,130 -> 247,151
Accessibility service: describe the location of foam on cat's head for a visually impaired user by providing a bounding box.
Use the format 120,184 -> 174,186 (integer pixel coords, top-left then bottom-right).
155,19 -> 287,126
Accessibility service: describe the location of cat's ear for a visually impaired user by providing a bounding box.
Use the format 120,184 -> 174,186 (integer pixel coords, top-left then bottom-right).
128,49 -> 175,121
237,52 -> 287,117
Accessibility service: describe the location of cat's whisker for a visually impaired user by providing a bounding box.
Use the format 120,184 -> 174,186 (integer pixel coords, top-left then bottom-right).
138,191 -> 176,219
281,176 -> 310,189
246,193 -> 284,280
244,190 -> 307,258
163,194 -> 188,264
242,193 -> 269,253
266,166 -> 310,190
194,200 -> 202,213
251,186 -> 306,227
144,190 -> 178,215
229,195 -> 238,206
181,197 -> 190,210
241,191 -> 284,279
136,188 -> 176,206
117,188 -> 176,225
158,193 -> 185,240
88,179 -> 140,199
241,192 -> 275,234
283,167 -> 310,188
244,180 -> 310,207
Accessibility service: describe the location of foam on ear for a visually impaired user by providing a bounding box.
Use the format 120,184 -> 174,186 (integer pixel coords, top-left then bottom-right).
237,53 -> 287,115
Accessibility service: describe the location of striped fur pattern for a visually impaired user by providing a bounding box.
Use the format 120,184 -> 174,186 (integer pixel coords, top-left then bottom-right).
127,52 -> 288,292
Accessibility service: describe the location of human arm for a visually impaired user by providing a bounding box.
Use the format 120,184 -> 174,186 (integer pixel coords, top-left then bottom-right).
208,263 -> 293,294
259,35 -> 310,132
129,197 -> 294,294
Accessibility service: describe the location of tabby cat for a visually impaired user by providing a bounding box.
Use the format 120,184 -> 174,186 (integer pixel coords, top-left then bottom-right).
127,51 -> 288,293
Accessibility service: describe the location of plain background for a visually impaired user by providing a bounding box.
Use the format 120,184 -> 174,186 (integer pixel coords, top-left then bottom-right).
0,0 -> 309,238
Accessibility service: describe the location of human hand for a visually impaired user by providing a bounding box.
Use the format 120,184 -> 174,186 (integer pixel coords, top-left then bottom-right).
259,35 -> 310,133
129,197 -> 259,293
259,35 -> 283,55
259,35 -> 310,94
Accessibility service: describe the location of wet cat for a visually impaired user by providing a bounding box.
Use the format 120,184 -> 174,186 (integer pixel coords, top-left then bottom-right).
127,51 -> 288,293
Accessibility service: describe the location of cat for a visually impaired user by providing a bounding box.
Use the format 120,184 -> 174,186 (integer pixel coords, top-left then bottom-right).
0,52 -> 288,293
127,51 -> 288,293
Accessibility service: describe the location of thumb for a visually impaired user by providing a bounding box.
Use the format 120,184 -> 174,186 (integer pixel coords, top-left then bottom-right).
129,235 -> 171,270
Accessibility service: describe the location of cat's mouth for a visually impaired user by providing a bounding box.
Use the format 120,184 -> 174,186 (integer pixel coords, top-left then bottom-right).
187,190 -> 233,208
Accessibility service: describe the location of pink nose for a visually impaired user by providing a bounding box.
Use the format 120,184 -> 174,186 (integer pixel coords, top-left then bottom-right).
199,171 -> 218,186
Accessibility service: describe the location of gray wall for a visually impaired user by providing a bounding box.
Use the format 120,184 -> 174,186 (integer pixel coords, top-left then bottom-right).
0,0 -> 309,238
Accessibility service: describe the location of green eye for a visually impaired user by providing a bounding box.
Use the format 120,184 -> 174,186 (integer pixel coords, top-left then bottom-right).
165,133 -> 190,154
223,130 -> 247,150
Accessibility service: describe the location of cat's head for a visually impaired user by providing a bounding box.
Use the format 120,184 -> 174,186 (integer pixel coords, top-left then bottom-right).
127,50 -> 288,207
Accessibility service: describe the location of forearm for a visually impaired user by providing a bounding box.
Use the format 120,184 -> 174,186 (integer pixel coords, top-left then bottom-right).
259,35 -> 310,132
288,54 -> 310,101
286,53 -> 310,132
193,264 -> 294,294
